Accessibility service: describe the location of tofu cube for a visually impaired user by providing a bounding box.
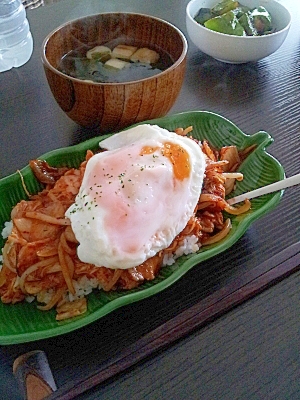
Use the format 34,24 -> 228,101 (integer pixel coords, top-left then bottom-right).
86,45 -> 111,60
104,58 -> 130,70
111,45 -> 138,60
130,47 -> 160,64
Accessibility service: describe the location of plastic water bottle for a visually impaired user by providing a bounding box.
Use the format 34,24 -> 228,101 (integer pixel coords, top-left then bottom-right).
0,0 -> 33,73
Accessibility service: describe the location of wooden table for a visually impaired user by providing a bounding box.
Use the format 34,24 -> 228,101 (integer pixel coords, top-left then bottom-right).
1,0 -> 300,399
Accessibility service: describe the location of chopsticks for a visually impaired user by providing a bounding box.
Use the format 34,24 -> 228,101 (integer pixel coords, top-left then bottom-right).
30,240 -> 299,400
227,173 -> 300,205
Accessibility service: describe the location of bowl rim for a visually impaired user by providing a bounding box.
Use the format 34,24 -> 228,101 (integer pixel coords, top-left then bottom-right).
41,12 -> 188,86
186,0 -> 292,40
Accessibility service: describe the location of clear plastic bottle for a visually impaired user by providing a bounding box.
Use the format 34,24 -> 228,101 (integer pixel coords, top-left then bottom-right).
0,0 -> 33,73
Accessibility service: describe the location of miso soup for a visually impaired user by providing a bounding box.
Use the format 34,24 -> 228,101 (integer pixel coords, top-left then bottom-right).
58,42 -> 174,83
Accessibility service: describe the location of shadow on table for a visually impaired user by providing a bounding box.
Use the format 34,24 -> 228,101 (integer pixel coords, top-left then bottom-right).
187,51 -> 268,105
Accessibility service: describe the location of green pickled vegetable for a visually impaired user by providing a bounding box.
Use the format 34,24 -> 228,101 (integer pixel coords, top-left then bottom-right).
233,5 -> 251,18
211,0 -> 240,16
238,12 -> 257,36
252,6 -> 272,34
204,10 -> 246,36
194,7 -> 213,25
194,1 -> 274,37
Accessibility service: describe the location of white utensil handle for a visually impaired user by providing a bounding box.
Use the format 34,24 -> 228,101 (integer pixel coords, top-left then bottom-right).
227,173 -> 300,205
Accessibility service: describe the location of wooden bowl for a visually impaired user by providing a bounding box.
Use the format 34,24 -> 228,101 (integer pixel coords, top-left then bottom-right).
42,13 -> 188,132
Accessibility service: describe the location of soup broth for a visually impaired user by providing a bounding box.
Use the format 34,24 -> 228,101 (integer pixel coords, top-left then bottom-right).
58,41 -> 174,83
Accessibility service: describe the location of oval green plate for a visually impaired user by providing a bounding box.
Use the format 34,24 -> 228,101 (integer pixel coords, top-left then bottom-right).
0,111 -> 284,345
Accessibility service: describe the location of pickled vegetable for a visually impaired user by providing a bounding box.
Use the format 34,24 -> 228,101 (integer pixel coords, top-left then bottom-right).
252,6 -> 272,34
194,8 -> 213,25
211,0 -> 239,16
194,1 -> 274,36
204,11 -> 245,36
238,12 -> 257,36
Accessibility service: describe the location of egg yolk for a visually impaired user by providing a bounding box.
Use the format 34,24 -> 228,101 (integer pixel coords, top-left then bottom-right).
140,142 -> 190,181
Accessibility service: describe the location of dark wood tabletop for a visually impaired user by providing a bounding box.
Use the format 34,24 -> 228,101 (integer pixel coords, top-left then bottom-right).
1,0 -> 300,399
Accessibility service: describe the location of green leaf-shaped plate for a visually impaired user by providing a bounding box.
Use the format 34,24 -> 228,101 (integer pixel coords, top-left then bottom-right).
0,111 -> 284,345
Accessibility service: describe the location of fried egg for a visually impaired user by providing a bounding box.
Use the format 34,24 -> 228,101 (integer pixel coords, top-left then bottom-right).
65,124 -> 206,269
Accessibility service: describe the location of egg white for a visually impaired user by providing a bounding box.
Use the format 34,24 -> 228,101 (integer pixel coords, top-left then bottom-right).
65,124 -> 206,269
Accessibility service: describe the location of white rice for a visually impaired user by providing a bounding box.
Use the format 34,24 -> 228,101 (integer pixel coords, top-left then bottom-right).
1,221 -> 13,239
0,221 -> 13,270
162,235 -> 200,266
25,296 -> 35,303
67,276 -> 100,302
